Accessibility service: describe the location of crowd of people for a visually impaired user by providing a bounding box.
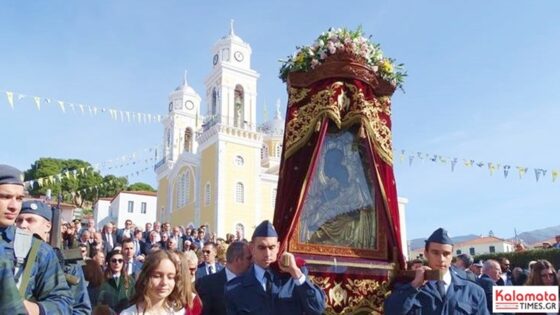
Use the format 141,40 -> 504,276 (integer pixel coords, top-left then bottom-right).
387,228 -> 560,315
0,163 -> 326,315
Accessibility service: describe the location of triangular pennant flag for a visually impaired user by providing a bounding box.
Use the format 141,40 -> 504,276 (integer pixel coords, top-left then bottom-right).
79,104 -> 85,114
408,155 -> 415,166
119,111 -> 124,122
476,162 -> 485,168
503,165 -> 511,178
34,96 -> 41,110
517,166 -> 528,179
6,91 -> 14,109
552,170 -> 559,183
534,168 -> 547,182
464,159 -> 474,167
37,178 -> 44,187
58,101 -> 66,113
126,111 -> 131,122
488,163 -> 497,176
449,158 -> 458,171
439,156 -> 448,164
87,105 -> 92,115
44,98 -> 51,104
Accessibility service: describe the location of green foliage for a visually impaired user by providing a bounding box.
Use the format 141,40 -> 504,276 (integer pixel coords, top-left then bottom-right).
24,158 -> 128,207
475,249 -> 560,269
127,182 -> 156,192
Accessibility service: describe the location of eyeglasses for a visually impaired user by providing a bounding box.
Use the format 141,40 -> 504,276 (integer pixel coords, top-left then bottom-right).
111,258 -> 124,264
202,250 -> 212,254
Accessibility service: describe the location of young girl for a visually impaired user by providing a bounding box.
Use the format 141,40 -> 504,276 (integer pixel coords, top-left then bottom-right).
121,250 -> 185,315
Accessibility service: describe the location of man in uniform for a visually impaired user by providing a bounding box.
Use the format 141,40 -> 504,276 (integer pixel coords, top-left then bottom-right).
16,200 -> 92,314
0,164 -> 73,314
225,220 -> 326,315
384,227 -> 489,315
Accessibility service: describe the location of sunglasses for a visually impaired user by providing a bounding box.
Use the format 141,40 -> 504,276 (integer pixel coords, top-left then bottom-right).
189,267 -> 197,272
111,258 -> 124,264
202,250 -> 212,254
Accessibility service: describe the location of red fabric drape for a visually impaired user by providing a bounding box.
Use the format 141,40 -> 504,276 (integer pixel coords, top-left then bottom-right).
273,78 -> 405,268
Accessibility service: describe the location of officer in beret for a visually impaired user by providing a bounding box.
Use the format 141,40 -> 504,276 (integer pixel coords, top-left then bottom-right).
225,220 -> 326,315
17,200 -> 92,315
0,164 -> 73,314
384,227 -> 489,315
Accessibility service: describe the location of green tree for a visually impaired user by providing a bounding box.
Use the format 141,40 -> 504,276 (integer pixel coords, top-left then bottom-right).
24,158 -> 128,207
127,182 -> 156,192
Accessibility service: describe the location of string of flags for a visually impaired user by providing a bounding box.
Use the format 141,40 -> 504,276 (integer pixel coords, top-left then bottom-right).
396,149 -> 559,183
24,145 -> 161,189
2,89 -> 166,124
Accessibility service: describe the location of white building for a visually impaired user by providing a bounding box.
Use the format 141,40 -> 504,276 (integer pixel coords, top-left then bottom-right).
93,191 -> 157,229
409,235 -> 515,259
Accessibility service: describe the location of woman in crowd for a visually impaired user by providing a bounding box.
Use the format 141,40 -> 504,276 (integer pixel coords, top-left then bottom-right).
121,250 -> 185,315
525,259 -> 558,286
179,251 -> 202,315
98,249 -> 136,313
82,259 -> 105,306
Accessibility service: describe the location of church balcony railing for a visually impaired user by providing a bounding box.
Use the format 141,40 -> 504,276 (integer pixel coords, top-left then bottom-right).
201,114 -> 256,132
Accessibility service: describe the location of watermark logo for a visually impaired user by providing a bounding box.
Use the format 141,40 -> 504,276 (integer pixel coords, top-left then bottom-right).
493,286 -> 559,313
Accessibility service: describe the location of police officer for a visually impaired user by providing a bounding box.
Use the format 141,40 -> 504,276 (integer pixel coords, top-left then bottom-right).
384,227 -> 489,315
225,220 -> 326,315
0,164 -> 73,314
17,200 -> 92,314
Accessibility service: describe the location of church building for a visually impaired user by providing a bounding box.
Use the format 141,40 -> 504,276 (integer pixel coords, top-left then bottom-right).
154,23 -> 284,239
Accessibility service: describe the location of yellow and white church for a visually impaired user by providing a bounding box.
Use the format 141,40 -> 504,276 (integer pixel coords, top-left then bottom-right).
154,24 -> 284,239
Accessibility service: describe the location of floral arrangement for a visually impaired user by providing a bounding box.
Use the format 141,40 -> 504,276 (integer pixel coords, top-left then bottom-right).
279,27 -> 406,90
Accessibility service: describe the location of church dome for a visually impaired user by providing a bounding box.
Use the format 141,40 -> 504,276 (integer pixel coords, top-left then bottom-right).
174,71 -> 197,96
260,100 -> 285,136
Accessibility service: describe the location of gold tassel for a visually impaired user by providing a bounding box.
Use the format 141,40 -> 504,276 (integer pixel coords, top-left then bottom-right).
315,120 -> 321,132
359,125 -> 366,138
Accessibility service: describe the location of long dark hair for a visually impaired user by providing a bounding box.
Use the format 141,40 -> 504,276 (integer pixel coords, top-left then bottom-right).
526,259 -> 559,286
105,249 -> 132,289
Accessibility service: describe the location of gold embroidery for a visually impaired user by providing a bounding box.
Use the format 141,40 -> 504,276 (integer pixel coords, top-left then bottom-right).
284,82 -> 393,164
288,87 -> 310,107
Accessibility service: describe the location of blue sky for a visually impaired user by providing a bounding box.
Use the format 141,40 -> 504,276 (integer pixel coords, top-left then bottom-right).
1,1 -> 559,240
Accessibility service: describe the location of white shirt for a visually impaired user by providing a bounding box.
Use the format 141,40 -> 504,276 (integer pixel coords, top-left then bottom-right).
431,270 -> 452,294
225,267 -> 237,282
120,304 -> 185,315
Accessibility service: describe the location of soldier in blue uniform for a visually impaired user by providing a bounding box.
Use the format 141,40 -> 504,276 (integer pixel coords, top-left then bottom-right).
384,227 -> 490,315
225,220 -> 326,315
17,200 -> 92,314
0,164 -> 73,315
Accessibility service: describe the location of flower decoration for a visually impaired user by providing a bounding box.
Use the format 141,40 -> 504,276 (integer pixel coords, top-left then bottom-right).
279,27 -> 406,90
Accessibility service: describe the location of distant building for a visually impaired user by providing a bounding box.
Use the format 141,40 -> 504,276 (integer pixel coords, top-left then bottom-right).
93,191 -> 157,229
409,235 -> 515,259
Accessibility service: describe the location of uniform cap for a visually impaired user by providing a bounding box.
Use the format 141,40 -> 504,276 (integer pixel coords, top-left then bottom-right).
20,200 -> 53,222
425,227 -> 453,245
0,164 -> 24,186
252,220 -> 278,239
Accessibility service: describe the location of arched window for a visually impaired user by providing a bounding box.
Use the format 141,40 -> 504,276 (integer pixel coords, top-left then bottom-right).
234,155 -> 244,166
177,170 -> 191,208
204,182 -> 211,206
261,144 -> 269,160
275,143 -> 282,158
235,182 -> 244,203
234,85 -> 244,128
211,88 -> 218,116
184,128 -> 193,152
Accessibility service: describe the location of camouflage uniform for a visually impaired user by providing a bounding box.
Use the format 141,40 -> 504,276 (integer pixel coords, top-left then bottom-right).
0,225 -> 73,314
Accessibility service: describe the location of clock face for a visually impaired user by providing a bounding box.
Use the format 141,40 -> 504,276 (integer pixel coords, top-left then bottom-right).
213,54 -> 219,65
234,51 -> 244,62
185,100 -> 195,110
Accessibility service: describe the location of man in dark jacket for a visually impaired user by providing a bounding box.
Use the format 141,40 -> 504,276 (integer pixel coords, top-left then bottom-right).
196,241 -> 252,315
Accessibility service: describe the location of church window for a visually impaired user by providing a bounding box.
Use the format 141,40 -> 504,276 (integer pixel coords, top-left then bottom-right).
275,143 -> 282,158
234,85 -> 244,128
177,170 -> 191,208
235,182 -> 244,203
469,247 -> 475,255
234,155 -> 244,166
184,128 -> 193,152
261,144 -> 269,160
211,88 -> 218,116
204,182 -> 211,206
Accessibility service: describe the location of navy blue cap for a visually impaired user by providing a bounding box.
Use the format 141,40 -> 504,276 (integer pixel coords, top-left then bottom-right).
20,201 -> 53,222
425,227 -> 453,245
252,220 -> 278,239
0,164 -> 24,186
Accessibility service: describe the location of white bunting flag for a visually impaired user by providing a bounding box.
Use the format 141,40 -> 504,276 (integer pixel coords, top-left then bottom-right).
34,96 -> 41,110
6,91 -> 14,109
58,101 -> 66,113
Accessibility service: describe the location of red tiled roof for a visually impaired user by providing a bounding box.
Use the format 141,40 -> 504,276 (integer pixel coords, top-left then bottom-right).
455,236 -> 513,247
